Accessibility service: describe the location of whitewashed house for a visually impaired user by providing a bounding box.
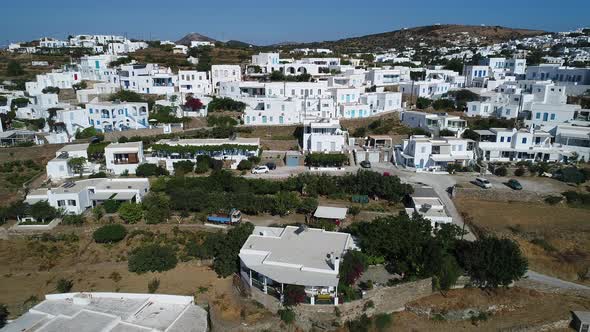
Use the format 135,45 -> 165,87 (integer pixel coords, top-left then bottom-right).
397,135 -> 475,172
25,178 -> 149,215
303,118 -> 348,153
239,225 -> 356,306
104,141 -> 145,175
178,70 -> 212,95
86,100 -> 149,132
46,144 -> 100,180
401,111 -> 467,137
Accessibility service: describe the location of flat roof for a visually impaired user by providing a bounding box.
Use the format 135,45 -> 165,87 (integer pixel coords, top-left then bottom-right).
411,186 -> 438,198
314,206 -> 348,220
240,226 -> 355,287
2,293 -> 207,332
105,141 -> 143,149
58,143 -> 90,153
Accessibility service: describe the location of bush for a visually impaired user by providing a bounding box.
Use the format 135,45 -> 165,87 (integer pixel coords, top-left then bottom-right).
544,196 -> 563,205
347,314 -> 371,332
93,224 -> 127,243
237,160 -> 253,171
128,244 -> 178,273
142,192 -> 171,224
374,313 -> 393,331
173,160 -> 195,175
562,191 -> 590,208
493,166 -> 507,177
136,164 -> 168,177
0,304 -> 8,328
416,97 -> 432,109
278,308 -> 295,324
305,153 -> 348,167
118,203 -> 143,224
88,171 -> 107,178
283,284 -> 306,306
102,200 -> 121,213
514,167 -> 526,177
207,97 -> 247,112
28,201 -> 57,223
432,99 -> 455,110
61,214 -> 85,226
438,128 -> 455,137
148,278 -> 160,293
56,278 -> 73,293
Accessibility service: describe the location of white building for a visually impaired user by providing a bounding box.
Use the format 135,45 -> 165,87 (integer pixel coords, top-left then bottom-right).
405,186 -> 452,227
178,70 -> 212,95
474,127 -> 568,163
146,137 -> 260,171
401,111 -> 467,137
239,225 -> 356,306
25,178 -> 149,215
399,79 -> 451,98
104,141 -> 145,175
366,67 -> 411,86
397,135 -> 475,172
45,143 -> 100,180
190,40 -> 214,48
211,65 -> 242,93
25,71 -> 82,95
303,118 -> 348,153
1,292 -> 207,332
86,100 -> 149,132
116,63 -> 176,95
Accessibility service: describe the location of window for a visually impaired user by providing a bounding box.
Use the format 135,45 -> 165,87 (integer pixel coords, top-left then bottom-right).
57,200 -> 66,207
507,137 -> 511,142
68,200 -> 77,206
536,113 -> 541,119
421,146 -> 426,153
522,138 -> 527,144
500,137 -> 504,142
550,114 -> 556,120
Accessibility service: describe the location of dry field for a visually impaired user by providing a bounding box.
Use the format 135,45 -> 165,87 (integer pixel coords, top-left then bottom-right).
455,198 -> 590,284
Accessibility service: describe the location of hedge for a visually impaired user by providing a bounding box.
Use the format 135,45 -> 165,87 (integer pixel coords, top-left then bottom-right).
305,153 -> 348,167
93,224 -> 127,243
151,143 -> 257,156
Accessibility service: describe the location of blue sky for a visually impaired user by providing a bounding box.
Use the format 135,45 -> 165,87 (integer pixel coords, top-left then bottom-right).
2,0 -> 589,45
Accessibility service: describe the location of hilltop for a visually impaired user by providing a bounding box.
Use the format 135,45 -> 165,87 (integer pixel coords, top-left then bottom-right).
176,32 -> 217,45
276,24 -> 547,52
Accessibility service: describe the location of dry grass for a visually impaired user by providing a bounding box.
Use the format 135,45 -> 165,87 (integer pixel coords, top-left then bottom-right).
456,198 -> 590,284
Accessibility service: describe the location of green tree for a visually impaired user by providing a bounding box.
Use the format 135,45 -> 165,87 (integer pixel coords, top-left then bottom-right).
416,97 -> 432,109
433,254 -> 462,292
142,192 -> 171,224
6,60 -> 25,76
272,191 -> 300,216
461,237 -> 528,288
118,202 -> 143,224
212,222 -> 254,277
29,201 -> 57,223
128,244 -> 178,273
67,157 -> 87,178
297,197 -> 318,215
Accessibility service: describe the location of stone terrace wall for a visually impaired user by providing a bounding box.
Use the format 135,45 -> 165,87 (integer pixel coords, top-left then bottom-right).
455,187 -> 546,203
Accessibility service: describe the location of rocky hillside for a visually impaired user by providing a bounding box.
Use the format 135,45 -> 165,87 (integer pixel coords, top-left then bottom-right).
278,24 -> 547,52
176,32 -> 217,45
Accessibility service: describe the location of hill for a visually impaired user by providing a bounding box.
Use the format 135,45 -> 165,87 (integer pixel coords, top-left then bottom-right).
277,24 -> 547,52
176,32 -> 217,45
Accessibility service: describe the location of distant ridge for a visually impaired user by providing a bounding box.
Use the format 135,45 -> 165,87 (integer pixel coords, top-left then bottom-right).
270,24 -> 547,51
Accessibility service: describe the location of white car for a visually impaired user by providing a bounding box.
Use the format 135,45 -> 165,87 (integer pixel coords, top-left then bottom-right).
251,165 -> 269,174
475,177 -> 492,189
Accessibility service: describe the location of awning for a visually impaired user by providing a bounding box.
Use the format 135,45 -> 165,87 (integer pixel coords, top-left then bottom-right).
92,192 -> 115,201
430,155 -> 455,162
114,192 -> 136,201
314,206 -> 348,220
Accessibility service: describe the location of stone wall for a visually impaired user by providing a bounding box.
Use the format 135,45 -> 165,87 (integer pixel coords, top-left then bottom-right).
104,126 -> 184,141
455,187 -> 545,203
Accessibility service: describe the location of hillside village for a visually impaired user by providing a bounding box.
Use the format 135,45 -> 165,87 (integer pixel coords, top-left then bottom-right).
0,24 -> 590,332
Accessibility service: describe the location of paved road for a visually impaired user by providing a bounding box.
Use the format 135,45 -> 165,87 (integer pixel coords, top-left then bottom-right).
525,270 -> 590,290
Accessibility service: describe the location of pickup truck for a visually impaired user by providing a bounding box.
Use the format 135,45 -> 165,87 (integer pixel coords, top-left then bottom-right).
207,209 -> 242,224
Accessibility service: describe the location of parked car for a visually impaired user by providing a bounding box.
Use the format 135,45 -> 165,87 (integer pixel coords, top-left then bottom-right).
251,165 -> 270,174
475,177 -> 492,189
506,179 -> 523,190
265,162 -> 277,170
360,160 -> 372,168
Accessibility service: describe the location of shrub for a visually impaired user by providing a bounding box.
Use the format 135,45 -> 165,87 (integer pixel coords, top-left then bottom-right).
56,278 -> 73,293
147,278 -> 160,293
237,160 -> 253,171
173,160 -> 195,175
530,238 -> 557,252
136,164 -> 168,177
544,196 -> 563,205
207,97 -> 247,112
29,201 -> 57,223
142,192 -> 171,224
118,203 -> 143,224
283,284 -> 306,306
93,224 -> 127,243
128,244 -> 178,273
438,128 -> 455,137
0,304 -> 8,328
432,99 -> 455,110
416,97 -> 432,109
514,167 -> 526,177
102,199 -> 121,213
92,206 -> 105,221
305,153 -> 348,167
493,166 -> 507,177
88,171 -> 107,178
374,313 -> 393,331
61,214 -> 85,226
278,308 -> 295,324
348,205 -> 361,217
346,314 -> 371,332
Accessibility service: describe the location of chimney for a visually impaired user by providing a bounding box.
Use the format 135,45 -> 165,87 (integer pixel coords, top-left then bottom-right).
333,255 -> 340,274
